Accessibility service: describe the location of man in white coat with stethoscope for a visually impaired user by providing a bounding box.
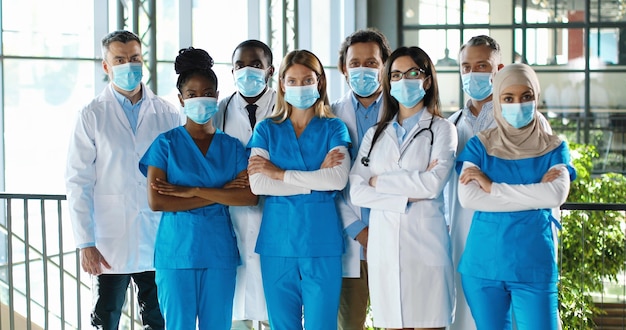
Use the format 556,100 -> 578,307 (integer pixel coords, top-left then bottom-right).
212,39 -> 276,330
330,28 -> 391,330
65,30 -> 180,329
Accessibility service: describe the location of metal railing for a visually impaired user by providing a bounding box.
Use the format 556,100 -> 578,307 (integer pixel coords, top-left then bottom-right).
0,193 -> 140,330
0,193 -> 625,329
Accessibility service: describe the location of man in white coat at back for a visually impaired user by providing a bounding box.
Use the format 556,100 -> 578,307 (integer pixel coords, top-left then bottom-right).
65,30 -> 180,329
331,28 -> 391,330
212,39 -> 276,330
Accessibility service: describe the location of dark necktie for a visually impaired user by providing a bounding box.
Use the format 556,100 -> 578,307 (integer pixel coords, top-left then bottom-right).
246,104 -> 258,128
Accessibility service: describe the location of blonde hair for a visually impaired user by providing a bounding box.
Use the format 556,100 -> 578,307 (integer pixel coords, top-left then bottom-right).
271,49 -> 334,122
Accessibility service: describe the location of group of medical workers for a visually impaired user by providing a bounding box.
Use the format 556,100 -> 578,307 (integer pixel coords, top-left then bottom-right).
65,28 -> 576,330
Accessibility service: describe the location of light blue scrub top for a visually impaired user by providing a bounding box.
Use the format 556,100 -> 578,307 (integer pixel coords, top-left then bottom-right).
456,138 -> 576,283
247,117 -> 352,257
140,126 -> 247,269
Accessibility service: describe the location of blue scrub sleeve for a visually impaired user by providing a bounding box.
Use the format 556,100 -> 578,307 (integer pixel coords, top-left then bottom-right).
233,140 -> 248,175
328,118 -> 352,150
455,136 -> 484,174
247,118 -> 270,150
549,141 -> 577,181
139,133 -> 169,177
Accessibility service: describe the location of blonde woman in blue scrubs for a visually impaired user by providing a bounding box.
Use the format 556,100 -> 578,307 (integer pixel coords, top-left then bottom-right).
247,49 -> 351,330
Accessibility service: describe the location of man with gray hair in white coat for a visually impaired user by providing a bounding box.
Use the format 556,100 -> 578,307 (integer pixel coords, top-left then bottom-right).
65,30 -> 180,330
331,28 -> 391,330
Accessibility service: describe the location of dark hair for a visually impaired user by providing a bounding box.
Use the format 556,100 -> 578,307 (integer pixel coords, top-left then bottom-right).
338,28 -> 392,74
101,30 -> 141,57
459,35 -> 501,63
174,47 -> 218,91
369,46 -> 441,153
232,39 -> 273,66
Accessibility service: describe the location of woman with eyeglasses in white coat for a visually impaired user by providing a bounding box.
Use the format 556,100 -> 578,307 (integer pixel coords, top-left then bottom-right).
349,46 -> 457,330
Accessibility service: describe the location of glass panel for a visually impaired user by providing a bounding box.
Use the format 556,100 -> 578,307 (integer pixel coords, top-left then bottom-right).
463,0 -> 492,24
438,72 -> 461,114
191,0 -> 247,64
311,0 -> 332,65
515,28 -> 583,66
590,28 -> 621,65
591,0 -> 626,23
4,59 -> 96,194
515,0 -> 584,24
2,0 -> 94,58
156,0 -> 179,61
404,0 -> 461,25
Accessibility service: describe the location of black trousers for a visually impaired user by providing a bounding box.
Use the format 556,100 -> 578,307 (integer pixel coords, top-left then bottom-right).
91,271 -> 164,330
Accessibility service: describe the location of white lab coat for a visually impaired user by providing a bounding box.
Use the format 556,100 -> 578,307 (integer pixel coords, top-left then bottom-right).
350,110 -> 457,328
330,92 -> 383,278
214,88 -> 276,321
65,83 -> 180,274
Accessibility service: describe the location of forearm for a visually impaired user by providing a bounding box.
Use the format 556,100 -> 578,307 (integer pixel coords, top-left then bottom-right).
376,158 -> 453,199
148,192 -> 214,212
194,187 -> 258,206
491,165 -> 571,209
284,146 -> 350,191
248,147 -> 311,196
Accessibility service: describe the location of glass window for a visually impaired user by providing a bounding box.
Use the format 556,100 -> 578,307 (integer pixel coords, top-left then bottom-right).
156,0 -> 179,62
191,0 -> 247,64
2,0 -> 94,58
4,59 -> 96,194
591,0 -> 626,23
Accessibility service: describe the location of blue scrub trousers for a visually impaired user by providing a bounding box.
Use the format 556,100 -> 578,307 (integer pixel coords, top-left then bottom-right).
156,268 -> 236,330
91,271 -> 164,330
260,256 -> 342,330
462,275 -> 558,330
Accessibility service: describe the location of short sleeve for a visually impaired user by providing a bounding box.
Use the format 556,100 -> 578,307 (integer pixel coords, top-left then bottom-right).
139,133 -> 169,177
328,118 -> 352,150
550,141 -> 577,181
233,139 -> 248,175
247,118 -> 270,150
456,136 -> 484,174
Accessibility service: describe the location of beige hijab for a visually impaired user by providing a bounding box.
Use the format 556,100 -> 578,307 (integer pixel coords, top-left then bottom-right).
477,63 -> 561,160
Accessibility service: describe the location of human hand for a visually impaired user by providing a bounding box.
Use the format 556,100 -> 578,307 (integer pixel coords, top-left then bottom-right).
541,168 -> 561,183
368,176 -> 377,187
223,175 -> 250,189
459,166 -> 493,193
80,246 -> 111,275
248,156 -> 285,180
426,159 -> 438,171
321,149 -> 345,169
151,178 -> 197,198
355,227 -> 368,249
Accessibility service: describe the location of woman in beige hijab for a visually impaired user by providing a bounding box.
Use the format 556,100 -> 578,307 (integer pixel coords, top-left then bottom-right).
455,63 -> 576,330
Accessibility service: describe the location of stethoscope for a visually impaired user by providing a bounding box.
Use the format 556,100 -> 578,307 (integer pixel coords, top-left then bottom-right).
361,115 -> 434,167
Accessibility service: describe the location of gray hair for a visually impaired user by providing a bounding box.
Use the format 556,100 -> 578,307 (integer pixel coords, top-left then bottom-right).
101,30 -> 141,59
459,35 -> 501,64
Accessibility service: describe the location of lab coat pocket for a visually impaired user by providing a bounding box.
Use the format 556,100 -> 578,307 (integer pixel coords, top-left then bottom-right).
93,194 -> 125,238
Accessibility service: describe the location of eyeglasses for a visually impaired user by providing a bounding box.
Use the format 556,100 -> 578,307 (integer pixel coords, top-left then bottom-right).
390,67 -> 425,81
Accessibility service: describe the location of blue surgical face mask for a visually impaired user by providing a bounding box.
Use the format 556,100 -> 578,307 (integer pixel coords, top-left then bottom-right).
390,79 -> 426,108
283,84 -> 320,110
348,67 -> 380,97
501,100 -> 536,129
234,67 -> 268,97
462,72 -> 493,101
111,62 -> 143,91
183,97 -> 219,124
